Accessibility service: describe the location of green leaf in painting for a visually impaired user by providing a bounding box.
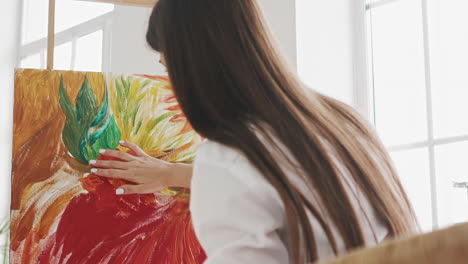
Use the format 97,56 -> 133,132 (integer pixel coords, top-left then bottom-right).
75,75 -> 99,124
90,88 -> 109,127
135,119 -> 143,134
63,120 -> 87,163
59,74 -> 121,164
60,76 -> 88,163
148,112 -> 174,131
90,117 -> 121,158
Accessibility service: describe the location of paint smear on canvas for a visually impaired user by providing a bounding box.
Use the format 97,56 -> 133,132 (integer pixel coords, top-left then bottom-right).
10,69 -> 206,263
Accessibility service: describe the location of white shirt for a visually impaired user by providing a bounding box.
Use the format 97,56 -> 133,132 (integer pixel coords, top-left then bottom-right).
190,140 -> 389,263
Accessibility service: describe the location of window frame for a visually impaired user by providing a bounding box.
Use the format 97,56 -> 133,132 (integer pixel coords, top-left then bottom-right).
18,9 -> 113,72
352,0 -> 375,121
362,0 -> 468,230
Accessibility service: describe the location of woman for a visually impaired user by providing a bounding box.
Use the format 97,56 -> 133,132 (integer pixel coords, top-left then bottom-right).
91,0 -> 419,263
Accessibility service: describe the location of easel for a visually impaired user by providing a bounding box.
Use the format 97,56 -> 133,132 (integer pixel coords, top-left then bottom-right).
47,0 -> 55,70
46,0 -> 157,69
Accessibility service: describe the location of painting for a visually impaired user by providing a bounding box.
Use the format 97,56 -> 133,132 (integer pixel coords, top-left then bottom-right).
10,69 -> 206,263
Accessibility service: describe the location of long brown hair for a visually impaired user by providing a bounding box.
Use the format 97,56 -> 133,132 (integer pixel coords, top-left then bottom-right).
147,0 -> 418,262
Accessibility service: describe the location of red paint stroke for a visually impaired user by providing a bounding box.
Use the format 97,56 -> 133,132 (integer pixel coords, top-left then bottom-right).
179,122 -> 194,136
36,151 -> 206,264
162,95 -> 177,103
166,105 -> 182,112
136,74 -> 197,138
169,113 -> 186,123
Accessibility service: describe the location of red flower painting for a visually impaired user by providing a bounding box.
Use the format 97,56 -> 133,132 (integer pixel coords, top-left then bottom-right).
10,69 -> 206,263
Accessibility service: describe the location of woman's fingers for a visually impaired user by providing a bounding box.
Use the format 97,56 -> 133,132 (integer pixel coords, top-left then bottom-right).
89,160 -> 129,169
99,149 -> 135,161
119,141 -> 148,157
91,168 -> 133,181
115,184 -> 165,195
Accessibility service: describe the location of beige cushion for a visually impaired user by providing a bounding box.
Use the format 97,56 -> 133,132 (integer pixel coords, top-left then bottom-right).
317,223 -> 468,264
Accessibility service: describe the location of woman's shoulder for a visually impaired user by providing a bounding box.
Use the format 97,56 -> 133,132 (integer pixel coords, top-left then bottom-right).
190,141 -> 289,264
195,140 -> 244,169
193,140 -> 280,200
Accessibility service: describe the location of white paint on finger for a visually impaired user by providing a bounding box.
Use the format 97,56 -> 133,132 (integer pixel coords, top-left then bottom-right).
116,188 -> 125,195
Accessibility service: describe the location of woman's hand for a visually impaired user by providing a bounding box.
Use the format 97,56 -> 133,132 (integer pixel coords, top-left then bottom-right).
89,140 -> 193,195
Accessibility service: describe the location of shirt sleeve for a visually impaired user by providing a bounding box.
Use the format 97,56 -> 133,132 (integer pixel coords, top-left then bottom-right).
190,154 -> 289,264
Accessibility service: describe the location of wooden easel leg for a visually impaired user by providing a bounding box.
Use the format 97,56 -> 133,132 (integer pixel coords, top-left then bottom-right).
47,0 -> 55,70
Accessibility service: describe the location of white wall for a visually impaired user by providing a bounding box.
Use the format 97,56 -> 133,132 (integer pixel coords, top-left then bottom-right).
258,0 -> 297,69
110,0 -> 298,75
110,5 -> 165,75
0,0 -> 20,219
110,1 -> 362,112
296,0 -> 357,106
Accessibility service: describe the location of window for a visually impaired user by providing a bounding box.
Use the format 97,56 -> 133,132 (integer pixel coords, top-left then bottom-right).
19,0 -> 114,71
367,0 -> 468,230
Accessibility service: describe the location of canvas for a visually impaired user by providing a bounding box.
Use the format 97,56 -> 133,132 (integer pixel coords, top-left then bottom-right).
10,69 -> 206,263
